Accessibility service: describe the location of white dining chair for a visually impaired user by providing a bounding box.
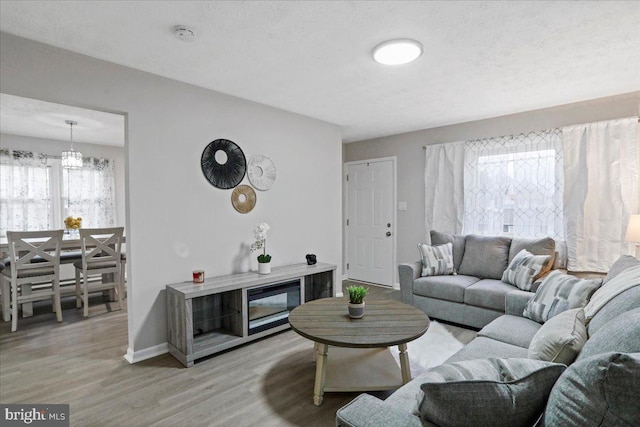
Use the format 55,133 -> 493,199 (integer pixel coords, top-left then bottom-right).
74,227 -> 125,317
2,230 -> 64,332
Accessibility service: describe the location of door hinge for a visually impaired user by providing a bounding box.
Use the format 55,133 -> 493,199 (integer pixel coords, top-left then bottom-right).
346,174 -> 349,181
347,263 -> 349,270
346,219 -> 349,226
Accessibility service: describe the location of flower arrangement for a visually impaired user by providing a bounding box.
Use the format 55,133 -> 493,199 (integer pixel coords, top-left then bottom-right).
64,216 -> 82,229
346,285 -> 369,304
250,222 -> 271,264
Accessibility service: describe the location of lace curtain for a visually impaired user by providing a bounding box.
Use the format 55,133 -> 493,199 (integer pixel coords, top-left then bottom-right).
63,157 -> 116,228
462,129 -> 565,241
0,150 -> 52,235
0,148 -> 116,236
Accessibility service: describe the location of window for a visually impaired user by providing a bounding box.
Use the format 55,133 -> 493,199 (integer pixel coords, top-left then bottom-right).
0,149 -> 116,237
463,129 -> 564,240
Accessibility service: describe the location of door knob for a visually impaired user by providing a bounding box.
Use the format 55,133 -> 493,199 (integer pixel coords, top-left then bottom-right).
386,231 -> 392,237
387,223 -> 391,228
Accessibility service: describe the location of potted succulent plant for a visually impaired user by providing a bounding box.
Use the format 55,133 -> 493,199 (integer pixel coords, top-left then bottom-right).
250,222 -> 272,274
346,285 -> 369,319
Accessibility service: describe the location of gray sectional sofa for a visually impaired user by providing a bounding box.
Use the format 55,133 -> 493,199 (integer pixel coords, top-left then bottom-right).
399,231 -> 557,329
337,255 -> 640,427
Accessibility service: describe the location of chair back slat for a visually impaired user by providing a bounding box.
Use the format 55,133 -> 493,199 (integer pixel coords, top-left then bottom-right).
6,230 -> 63,275
80,227 -> 124,268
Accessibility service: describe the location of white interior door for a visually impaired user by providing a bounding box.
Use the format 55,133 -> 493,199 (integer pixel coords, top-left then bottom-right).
346,159 -> 395,286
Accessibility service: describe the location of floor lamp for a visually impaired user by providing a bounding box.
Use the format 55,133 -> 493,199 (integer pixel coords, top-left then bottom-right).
626,215 -> 640,259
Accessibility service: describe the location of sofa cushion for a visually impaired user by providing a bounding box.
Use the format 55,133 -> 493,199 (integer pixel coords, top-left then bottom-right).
413,275 -> 480,303
578,307 -> 640,361
458,235 -> 511,280
603,254 -> 640,284
544,352 -> 640,427
446,337 -> 528,363
508,237 -> 556,276
501,249 -> 551,291
523,271 -> 602,323
584,264 -> 640,325
587,285 -> 640,336
528,308 -> 587,365
477,315 -> 541,349
464,279 -> 517,311
418,242 -> 454,276
416,358 -> 566,427
430,230 -> 466,272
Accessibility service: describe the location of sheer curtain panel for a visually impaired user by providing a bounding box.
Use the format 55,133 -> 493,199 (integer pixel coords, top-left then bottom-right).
424,141 -> 465,240
63,157 -> 116,228
0,150 -> 52,236
463,129 -> 564,241
563,118 -> 639,272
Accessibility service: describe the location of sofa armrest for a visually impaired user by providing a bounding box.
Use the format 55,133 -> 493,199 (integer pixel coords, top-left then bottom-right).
505,290 -> 535,317
398,261 -> 421,305
336,394 -> 424,427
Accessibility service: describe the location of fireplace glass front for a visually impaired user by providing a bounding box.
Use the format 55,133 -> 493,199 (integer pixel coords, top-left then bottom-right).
247,280 -> 301,335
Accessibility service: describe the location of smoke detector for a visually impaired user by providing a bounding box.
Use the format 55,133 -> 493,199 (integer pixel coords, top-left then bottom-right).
173,25 -> 197,42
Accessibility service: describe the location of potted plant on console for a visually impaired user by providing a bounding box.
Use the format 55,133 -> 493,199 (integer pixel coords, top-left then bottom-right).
251,222 -> 272,274
346,285 -> 369,319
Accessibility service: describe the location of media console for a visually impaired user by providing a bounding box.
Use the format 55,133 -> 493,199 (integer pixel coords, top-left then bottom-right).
166,262 -> 337,367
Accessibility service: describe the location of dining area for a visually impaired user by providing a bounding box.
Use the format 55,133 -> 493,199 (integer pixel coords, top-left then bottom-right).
1,94 -> 128,333
0,228 -> 127,332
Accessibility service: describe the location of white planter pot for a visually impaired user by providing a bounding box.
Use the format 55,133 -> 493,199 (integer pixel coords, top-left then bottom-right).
348,301 -> 365,319
258,262 -> 271,274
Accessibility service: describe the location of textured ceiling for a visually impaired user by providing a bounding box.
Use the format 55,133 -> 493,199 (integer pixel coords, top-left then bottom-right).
0,94 -> 125,146
0,1 -> 639,143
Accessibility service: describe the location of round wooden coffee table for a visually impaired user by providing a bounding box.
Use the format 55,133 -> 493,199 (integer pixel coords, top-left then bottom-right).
289,297 -> 429,405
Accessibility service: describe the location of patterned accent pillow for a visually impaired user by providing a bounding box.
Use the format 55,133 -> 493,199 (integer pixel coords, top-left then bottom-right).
418,242 -> 454,277
416,358 -> 566,427
523,271 -> 602,323
502,249 -> 551,291
528,308 -> 587,365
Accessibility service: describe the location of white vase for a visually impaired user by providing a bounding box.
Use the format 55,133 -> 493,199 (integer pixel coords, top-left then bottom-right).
258,262 -> 271,274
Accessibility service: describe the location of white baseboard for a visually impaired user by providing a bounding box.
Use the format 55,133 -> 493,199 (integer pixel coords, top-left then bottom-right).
336,291 -> 344,297
124,342 -> 169,364
393,282 -> 400,290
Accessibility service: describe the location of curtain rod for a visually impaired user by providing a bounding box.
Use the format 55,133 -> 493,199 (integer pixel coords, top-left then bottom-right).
422,117 -> 640,149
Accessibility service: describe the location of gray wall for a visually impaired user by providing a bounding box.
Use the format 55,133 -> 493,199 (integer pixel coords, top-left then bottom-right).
0,133 -> 126,227
344,92 -> 640,279
1,33 -> 343,361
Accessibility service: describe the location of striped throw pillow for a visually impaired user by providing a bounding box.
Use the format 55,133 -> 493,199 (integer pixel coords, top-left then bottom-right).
418,242 -> 454,277
502,249 -> 551,291
523,271 -> 602,323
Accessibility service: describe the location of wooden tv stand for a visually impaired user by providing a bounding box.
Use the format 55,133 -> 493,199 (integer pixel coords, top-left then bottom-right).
166,262 -> 337,367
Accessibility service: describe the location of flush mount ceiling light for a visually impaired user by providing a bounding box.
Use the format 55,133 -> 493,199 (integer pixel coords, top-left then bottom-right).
372,39 -> 423,65
173,25 -> 197,42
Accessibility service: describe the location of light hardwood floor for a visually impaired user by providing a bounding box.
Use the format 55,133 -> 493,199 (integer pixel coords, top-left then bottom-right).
0,282 -> 474,426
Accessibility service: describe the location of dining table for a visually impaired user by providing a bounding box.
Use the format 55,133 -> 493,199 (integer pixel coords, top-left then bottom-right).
0,233 -> 126,321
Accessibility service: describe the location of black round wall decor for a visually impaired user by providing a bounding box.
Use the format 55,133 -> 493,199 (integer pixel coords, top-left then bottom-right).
200,139 -> 247,189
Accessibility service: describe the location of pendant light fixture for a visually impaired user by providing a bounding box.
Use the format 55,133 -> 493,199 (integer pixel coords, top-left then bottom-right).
61,120 -> 83,169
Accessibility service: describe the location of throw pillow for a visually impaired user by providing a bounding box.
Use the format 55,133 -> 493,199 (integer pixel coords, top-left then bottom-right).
528,308 -> 587,365
501,249 -> 551,291
544,352 -> 640,427
523,271 -> 602,323
416,358 -> 566,427
418,242 -> 454,276
430,230 -> 466,272
508,237 -> 556,276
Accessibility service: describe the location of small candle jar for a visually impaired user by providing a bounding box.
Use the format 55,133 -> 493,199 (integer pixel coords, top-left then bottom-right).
192,270 -> 204,284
